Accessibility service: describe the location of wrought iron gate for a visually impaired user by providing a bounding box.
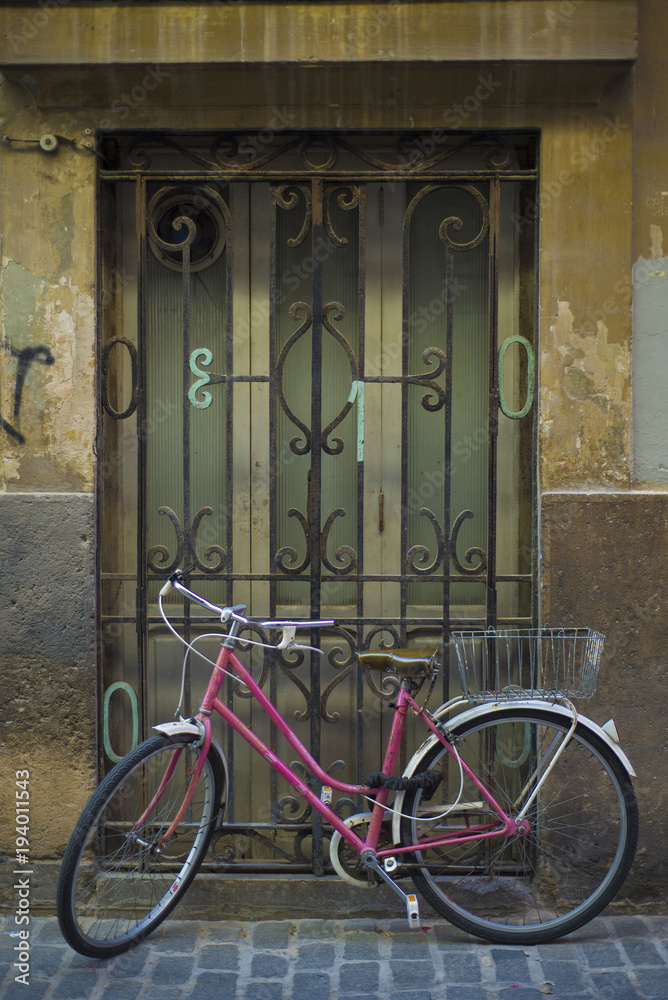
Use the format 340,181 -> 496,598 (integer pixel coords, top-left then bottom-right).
97,131 -> 538,872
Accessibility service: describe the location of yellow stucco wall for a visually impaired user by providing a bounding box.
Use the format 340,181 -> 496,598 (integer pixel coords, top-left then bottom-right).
0,83 -> 96,492
0,0 -> 638,495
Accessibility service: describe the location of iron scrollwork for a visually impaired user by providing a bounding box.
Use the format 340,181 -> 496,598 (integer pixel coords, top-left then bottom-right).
450,509 -> 488,575
115,132 -> 526,178
275,301 -> 313,456
274,507 -> 310,575
147,505 -> 227,575
438,183 -> 490,252
274,508 -> 359,578
407,507 -> 447,575
273,184 -> 312,248
323,185 -> 360,247
147,184 -> 230,273
275,757 -> 350,826
321,301 -> 360,455
412,347 -> 448,413
406,507 -> 488,578
320,628 -> 357,724
320,509 -> 357,576
359,626 -> 403,704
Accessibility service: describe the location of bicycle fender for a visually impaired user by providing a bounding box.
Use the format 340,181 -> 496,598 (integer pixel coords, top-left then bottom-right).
433,699 -> 635,776
153,722 -> 229,827
391,699 -> 636,845
153,720 -> 203,740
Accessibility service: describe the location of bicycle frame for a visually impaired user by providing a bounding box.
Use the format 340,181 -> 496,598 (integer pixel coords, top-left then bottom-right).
159,636 -> 524,864
59,572 -> 638,952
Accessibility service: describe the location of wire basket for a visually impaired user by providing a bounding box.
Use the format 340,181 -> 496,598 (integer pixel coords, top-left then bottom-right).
450,627 -> 605,701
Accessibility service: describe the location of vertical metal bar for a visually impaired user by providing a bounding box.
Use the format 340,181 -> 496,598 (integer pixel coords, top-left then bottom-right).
310,179 -> 324,619
136,176 -> 149,740
400,193 -> 410,650
530,149 -> 540,628
94,172 -> 105,780
181,226 -> 192,713
310,178 -> 324,873
487,179 -> 500,629
443,238 -> 454,700
268,182 -> 279,822
225,186 -> 235,611
224,183 -> 238,823
356,184 -> 366,785
269,185 -> 279,625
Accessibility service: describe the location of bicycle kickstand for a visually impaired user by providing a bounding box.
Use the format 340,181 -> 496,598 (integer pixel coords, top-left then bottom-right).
362,852 -> 421,930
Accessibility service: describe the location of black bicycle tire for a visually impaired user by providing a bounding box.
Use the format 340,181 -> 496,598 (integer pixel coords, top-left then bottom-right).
399,706 -> 638,944
57,733 -> 223,958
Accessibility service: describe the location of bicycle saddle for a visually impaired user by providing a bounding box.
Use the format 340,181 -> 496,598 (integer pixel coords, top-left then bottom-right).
357,647 -> 440,677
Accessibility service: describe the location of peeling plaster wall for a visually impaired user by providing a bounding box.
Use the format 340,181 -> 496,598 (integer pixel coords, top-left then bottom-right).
543,299 -> 631,486
0,121 -> 96,492
538,107 -> 634,490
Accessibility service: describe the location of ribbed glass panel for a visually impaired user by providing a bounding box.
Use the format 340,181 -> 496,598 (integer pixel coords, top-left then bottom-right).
145,197 -> 229,603
275,186 -> 313,608
275,185 -> 360,608
189,259 -> 228,580
406,185 -> 489,610
321,186 -> 360,610
145,253 -> 183,558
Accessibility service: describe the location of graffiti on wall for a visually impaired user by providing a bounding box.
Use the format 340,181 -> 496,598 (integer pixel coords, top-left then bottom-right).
1,342 -> 55,444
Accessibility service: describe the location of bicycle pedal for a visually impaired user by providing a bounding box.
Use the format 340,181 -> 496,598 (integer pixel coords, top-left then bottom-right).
406,893 -> 420,930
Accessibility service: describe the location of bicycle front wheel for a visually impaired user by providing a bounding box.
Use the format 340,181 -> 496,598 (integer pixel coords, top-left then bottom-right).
57,733 -> 224,958
399,706 -> 638,944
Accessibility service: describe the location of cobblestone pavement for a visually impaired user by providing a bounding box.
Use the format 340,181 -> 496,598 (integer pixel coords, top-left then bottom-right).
2,914 -> 668,1000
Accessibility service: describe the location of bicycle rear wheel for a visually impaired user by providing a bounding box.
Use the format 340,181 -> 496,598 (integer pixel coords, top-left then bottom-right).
57,733 -> 224,957
399,706 -> 638,944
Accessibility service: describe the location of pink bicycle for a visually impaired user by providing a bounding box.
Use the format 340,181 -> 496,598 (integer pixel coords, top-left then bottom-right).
57,569 -> 638,957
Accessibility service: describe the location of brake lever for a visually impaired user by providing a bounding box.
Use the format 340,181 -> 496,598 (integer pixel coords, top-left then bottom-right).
275,627 -> 323,655
285,641 -> 325,655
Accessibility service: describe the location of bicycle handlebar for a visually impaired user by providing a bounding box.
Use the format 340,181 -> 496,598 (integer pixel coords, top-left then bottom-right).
160,570 -> 334,630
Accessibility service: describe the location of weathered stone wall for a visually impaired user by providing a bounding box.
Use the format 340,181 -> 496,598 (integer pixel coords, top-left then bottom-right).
542,493 -> 668,910
2,0 -> 667,912
0,494 -> 97,874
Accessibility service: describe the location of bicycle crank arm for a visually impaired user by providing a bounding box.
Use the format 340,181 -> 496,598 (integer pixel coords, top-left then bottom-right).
361,851 -> 420,930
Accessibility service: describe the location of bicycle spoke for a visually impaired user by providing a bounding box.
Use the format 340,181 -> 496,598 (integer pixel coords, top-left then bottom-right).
57,735 -> 222,957
400,708 -> 637,943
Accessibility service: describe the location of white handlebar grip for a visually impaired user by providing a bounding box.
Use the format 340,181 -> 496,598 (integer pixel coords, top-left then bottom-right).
159,580 -> 173,598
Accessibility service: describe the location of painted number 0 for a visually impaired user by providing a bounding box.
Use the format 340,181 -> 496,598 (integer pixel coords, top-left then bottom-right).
103,682 -> 139,763
498,336 -> 534,420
